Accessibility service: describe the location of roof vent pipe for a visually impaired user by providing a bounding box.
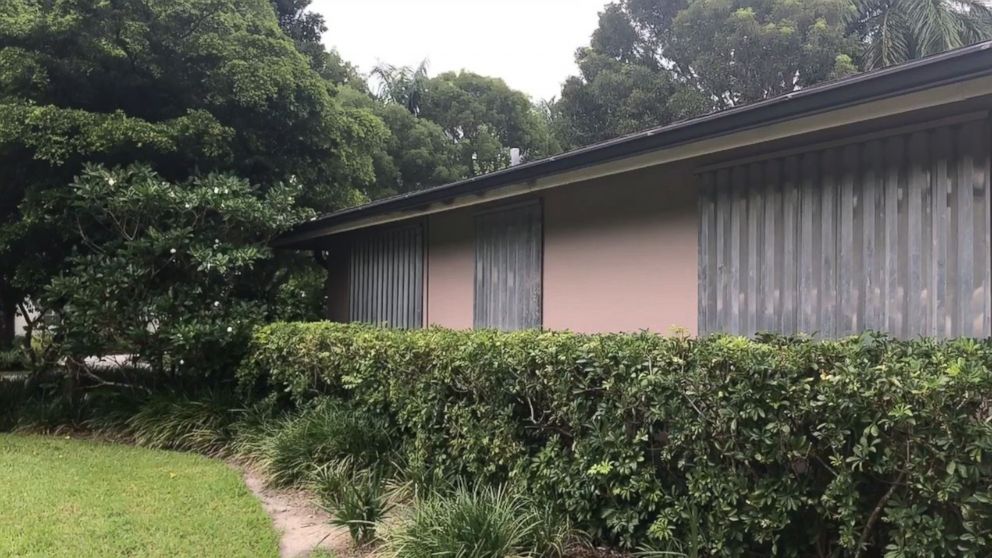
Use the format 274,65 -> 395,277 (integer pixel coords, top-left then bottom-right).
510,147 -> 522,167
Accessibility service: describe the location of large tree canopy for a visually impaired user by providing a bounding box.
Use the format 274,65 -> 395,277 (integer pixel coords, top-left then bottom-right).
270,0 -> 366,87
551,0 -> 992,150
418,70 -> 560,174
337,84 -> 467,199
0,0 -> 385,348
372,65 -> 560,176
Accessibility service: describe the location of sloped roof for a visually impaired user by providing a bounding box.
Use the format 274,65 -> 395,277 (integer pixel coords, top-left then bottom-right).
277,40 -> 992,248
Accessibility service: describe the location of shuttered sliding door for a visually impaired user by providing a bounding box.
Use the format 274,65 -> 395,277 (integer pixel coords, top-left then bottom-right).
474,202 -> 543,330
698,116 -> 991,338
348,224 -> 424,328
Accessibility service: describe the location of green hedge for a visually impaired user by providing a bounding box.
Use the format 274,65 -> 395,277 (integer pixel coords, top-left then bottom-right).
239,323 -> 992,555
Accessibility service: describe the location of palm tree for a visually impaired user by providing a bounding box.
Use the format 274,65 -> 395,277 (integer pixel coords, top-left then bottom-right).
370,60 -> 431,116
852,0 -> 992,69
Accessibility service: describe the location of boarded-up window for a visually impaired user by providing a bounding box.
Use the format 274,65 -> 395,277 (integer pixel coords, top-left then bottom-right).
474,202 -> 543,330
698,117 -> 991,338
349,224 -> 423,328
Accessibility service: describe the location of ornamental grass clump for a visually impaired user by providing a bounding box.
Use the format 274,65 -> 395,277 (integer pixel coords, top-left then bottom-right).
123,390 -> 236,455
250,397 -> 395,487
380,483 -> 575,558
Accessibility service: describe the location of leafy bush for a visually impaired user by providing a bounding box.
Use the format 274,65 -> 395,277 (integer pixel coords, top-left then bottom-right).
240,323 -> 992,555
246,398 -> 395,487
41,165 -> 316,381
0,377 -> 27,430
380,483 -> 574,558
0,347 -> 26,372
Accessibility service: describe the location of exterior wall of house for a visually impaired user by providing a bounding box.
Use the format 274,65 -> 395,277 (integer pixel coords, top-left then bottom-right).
323,244 -> 350,323
329,163 -> 701,334
426,209 -> 475,329
543,163 -> 699,334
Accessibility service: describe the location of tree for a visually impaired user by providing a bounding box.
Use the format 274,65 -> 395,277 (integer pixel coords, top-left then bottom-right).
41,165 -> 314,378
418,71 -> 560,173
551,0 -> 857,148
665,0 -> 857,107
551,49 -> 711,149
371,61 -> 433,115
0,0 -> 384,351
361,63 -> 559,193
270,0 -> 366,87
338,85 -> 467,198
850,0 -> 992,69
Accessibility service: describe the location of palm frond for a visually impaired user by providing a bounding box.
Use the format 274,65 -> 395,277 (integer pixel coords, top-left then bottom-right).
906,0 -> 963,55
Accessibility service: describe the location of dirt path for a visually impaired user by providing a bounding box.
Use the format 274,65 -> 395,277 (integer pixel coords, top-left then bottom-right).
240,466 -> 356,558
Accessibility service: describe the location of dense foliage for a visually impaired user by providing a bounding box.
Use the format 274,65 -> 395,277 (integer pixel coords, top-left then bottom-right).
851,0 -> 992,69
364,63 -> 560,195
240,323 -> 992,556
551,0 -> 992,149
40,165 -> 315,378
0,0 -> 383,351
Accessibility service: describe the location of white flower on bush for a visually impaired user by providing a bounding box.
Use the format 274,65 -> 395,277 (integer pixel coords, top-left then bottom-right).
170,248 -> 177,255
226,327 -> 233,333
107,177 -> 116,186
214,301 -> 220,308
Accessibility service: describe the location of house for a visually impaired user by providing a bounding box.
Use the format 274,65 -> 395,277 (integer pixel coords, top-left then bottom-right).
276,42 -> 992,339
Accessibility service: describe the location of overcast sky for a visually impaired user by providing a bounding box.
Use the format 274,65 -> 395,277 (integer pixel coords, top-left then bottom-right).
312,0 -> 611,102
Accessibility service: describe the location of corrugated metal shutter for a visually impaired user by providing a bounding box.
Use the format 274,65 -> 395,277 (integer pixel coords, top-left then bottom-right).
348,224 -> 423,328
698,116 -> 991,338
474,202 -> 543,330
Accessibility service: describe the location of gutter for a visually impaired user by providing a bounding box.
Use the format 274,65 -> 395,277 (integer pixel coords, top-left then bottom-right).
276,41 -> 992,248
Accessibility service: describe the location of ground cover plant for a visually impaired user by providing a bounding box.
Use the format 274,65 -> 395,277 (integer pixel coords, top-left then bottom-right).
0,434 -> 279,558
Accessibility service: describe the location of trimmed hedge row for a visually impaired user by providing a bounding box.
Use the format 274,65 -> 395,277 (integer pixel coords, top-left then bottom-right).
239,323 -> 992,556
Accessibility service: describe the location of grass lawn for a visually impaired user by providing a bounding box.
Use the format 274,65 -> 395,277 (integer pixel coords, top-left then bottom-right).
0,434 -> 280,558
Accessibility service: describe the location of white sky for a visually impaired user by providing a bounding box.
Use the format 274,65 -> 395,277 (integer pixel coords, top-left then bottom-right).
312,0 -> 611,102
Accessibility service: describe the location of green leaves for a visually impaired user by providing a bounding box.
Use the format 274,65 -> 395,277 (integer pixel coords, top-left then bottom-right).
852,0 -> 992,70
241,324 -> 992,554
41,165 -> 315,378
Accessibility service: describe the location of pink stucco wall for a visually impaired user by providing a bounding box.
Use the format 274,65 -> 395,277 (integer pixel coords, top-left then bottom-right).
426,209 -> 475,329
542,163 -> 699,334
329,162 -> 700,334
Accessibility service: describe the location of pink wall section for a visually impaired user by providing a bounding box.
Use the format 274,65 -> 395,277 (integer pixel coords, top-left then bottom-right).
426,209 -> 475,329
542,163 -> 699,334
330,162 -> 700,334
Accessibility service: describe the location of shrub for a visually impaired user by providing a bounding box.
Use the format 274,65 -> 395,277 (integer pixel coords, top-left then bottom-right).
240,323 -> 992,555
0,347 -> 26,372
248,398 -> 395,487
320,462 -> 394,546
0,377 -> 27,430
123,390 -> 236,455
380,483 -> 573,558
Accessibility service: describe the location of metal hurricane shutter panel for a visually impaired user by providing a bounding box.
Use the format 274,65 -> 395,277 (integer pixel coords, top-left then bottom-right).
698,117 -> 992,338
348,224 -> 423,329
474,202 -> 542,330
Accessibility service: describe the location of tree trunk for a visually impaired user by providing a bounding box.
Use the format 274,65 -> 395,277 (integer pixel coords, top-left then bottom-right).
0,297 -> 14,350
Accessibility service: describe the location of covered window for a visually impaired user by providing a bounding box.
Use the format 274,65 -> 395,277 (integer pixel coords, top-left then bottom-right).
698,115 -> 991,338
348,224 -> 424,328
474,202 -> 543,330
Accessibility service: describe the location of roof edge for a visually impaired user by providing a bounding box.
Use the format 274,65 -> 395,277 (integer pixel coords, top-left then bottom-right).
277,41 -> 992,249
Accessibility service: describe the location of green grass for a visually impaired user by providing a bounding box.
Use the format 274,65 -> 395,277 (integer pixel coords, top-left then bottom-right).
0,434 -> 279,558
